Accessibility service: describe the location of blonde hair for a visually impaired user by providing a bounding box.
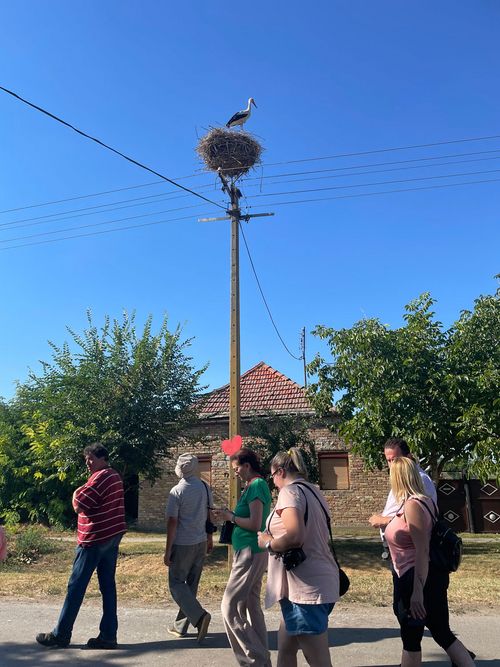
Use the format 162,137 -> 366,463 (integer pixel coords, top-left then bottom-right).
390,457 -> 427,503
270,447 -> 308,479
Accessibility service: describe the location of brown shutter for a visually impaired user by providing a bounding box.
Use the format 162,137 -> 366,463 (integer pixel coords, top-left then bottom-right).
319,454 -> 349,490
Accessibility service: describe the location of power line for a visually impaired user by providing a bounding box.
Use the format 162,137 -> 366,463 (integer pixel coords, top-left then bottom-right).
243,148 -> 500,182
0,185 -> 222,231
0,85 -> 225,210
216,133 -> 500,173
247,176 -> 500,209
0,203 -> 207,244
6,157 -> 497,233
3,146 -> 500,219
0,213 -> 207,252
248,167 -> 500,199
0,173 -> 210,215
239,222 -> 302,361
251,154 -> 500,189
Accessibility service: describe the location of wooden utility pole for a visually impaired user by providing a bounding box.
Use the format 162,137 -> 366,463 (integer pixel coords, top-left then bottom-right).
199,181 -> 273,566
228,183 -> 241,511
301,327 -> 307,388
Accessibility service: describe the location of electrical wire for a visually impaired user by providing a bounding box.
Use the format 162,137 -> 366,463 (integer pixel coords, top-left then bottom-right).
0,203 -> 207,244
0,173 -> 210,215
0,185 -> 222,231
0,85 -> 225,210
3,147 -> 500,220
246,176 -> 500,209
4,155 -> 498,233
248,154 -> 500,189
239,222 -> 302,361
0,212 -> 208,252
242,148 -> 500,182
247,167 -> 500,199
215,133 -> 500,173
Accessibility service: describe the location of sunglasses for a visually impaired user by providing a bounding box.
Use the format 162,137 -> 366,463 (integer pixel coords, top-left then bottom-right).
269,467 -> 282,480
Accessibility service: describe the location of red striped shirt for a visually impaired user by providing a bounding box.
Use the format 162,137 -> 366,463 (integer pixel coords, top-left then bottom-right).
75,467 -> 126,546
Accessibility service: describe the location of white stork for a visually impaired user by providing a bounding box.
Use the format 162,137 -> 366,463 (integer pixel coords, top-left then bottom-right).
226,98 -> 257,129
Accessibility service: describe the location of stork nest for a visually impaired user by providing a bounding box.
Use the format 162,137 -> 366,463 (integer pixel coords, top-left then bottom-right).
196,128 -> 263,179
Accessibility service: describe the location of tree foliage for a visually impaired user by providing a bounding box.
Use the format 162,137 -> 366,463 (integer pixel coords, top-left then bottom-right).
244,413 -> 319,486
308,286 -> 500,481
0,312 -> 205,525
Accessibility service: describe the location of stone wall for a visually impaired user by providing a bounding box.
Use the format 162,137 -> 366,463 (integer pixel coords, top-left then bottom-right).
137,418 -> 390,531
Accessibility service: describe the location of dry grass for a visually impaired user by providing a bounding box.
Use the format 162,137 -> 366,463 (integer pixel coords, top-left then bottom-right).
0,534 -> 498,613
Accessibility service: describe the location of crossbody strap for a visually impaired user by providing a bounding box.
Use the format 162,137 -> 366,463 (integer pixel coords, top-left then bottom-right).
267,482 -> 308,539
201,480 -> 211,520
405,496 -> 438,524
293,482 -> 342,564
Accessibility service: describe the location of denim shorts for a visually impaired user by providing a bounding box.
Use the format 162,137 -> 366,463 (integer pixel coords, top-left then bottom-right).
280,598 -> 334,635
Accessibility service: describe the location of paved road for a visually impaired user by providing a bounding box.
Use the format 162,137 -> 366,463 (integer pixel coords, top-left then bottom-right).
0,600 -> 498,666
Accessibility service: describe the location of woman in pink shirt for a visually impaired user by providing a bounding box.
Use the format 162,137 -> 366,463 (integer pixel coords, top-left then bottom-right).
257,447 -> 339,667
385,457 -> 475,667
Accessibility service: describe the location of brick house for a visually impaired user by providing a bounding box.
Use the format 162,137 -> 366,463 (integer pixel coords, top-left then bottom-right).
137,361 -> 390,530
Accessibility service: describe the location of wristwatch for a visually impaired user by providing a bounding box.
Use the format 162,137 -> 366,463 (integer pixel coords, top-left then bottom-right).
265,540 -> 273,553
231,512 -> 236,524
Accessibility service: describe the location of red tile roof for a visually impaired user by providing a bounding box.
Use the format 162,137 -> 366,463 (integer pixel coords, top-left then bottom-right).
197,361 -> 314,418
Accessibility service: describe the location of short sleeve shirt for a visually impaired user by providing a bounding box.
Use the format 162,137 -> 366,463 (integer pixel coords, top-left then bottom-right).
232,477 -> 272,553
264,481 -> 339,608
166,477 -> 213,545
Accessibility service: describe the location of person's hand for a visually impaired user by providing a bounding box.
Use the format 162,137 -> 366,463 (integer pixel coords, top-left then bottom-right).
409,589 -> 426,620
257,531 -> 270,550
216,508 -> 234,523
206,534 -> 214,554
163,550 -> 172,567
212,507 -> 232,522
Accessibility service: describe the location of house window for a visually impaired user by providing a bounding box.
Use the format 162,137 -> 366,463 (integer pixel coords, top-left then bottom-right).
319,453 -> 349,490
198,455 -> 212,485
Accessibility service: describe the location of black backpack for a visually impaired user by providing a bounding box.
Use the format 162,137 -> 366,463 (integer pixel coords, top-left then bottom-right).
414,498 -> 463,573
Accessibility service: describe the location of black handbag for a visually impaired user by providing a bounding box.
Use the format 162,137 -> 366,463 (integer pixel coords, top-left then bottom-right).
294,483 -> 350,596
219,520 -> 234,545
202,481 -> 217,534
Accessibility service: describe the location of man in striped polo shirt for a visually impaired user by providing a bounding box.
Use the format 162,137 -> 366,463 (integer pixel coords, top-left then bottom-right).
36,443 -> 126,650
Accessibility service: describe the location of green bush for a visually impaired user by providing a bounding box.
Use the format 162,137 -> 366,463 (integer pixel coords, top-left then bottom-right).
14,526 -> 55,564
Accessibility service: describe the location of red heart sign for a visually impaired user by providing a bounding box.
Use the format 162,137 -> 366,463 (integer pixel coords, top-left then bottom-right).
221,434 -> 242,456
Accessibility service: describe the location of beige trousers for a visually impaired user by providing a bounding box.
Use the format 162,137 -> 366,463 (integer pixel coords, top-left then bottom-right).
221,547 -> 271,666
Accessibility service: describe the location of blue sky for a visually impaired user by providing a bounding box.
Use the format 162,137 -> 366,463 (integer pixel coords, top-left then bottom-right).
1,1 -> 499,400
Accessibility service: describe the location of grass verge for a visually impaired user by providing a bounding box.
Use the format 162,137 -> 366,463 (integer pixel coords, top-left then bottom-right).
0,530 -> 498,612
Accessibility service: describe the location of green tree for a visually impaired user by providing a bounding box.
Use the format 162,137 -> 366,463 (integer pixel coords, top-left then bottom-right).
308,287 -> 500,480
0,312 -> 205,525
245,413 -> 319,486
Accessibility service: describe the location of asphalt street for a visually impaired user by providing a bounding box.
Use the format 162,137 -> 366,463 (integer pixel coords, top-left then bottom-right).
0,600 -> 498,666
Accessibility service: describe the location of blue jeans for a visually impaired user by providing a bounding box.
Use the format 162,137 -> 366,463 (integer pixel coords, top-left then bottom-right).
54,534 -> 122,643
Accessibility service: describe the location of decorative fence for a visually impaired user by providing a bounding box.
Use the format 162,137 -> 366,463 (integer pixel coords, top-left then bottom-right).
437,479 -> 500,533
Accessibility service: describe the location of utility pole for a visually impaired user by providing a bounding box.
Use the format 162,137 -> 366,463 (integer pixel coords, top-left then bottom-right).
199,177 -> 274,525
301,327 -> 307,388
228,183 -> 241,511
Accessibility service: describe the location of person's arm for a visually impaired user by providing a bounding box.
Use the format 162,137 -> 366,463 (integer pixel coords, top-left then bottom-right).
258,506 -> 305,552
164,516 -> 178,567
368,513 -> 392,528
221,498 -> 263,532
406,500 -> 430,620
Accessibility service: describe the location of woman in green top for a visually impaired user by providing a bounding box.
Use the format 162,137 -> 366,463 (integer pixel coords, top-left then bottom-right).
219,448 -> 272,667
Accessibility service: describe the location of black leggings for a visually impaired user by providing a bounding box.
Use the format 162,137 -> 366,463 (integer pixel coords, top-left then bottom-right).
392,564 -> 456,653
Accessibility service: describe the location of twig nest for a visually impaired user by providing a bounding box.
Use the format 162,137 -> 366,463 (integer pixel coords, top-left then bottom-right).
196,128 -> 262,179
